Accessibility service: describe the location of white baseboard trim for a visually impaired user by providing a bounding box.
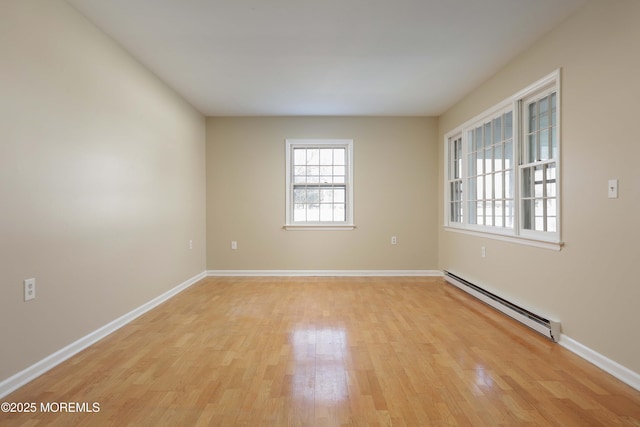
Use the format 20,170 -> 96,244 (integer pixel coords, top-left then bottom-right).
206,269 -> 443,277
0,271 -> 207,399
559,334 -> 640,391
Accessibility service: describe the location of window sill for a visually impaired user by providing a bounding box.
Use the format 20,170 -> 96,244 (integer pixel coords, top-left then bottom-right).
283,224 -> 356,231
443,226 -> 564,251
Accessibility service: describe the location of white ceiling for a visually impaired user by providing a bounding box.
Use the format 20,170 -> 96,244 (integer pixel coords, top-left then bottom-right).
66,0 -> 585,116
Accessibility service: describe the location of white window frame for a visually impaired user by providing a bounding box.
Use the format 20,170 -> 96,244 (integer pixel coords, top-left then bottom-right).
284,139 -> 355,230
443,70 -> 562,250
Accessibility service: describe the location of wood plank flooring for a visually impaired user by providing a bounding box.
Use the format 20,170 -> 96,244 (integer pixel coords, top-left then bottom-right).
1,276 -> 639,426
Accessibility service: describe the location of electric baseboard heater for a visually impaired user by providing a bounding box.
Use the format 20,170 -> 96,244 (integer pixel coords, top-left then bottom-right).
444,270 -> 561,342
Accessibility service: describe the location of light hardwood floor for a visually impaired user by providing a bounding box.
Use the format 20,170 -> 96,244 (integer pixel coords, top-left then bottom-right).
1,276 -> 639,426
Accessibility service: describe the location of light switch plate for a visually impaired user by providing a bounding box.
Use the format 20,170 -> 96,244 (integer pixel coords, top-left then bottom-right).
608,179 -> 618,198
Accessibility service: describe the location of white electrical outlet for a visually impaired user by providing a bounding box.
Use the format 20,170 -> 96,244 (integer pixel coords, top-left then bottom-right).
391,236 -> 397,245
189,240 -> 193,250
231,241 -> 237,250
24,278 -> 36,301
481,246 -> 486,258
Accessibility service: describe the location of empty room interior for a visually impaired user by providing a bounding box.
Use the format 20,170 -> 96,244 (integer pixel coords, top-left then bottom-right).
1,0 -> 639,425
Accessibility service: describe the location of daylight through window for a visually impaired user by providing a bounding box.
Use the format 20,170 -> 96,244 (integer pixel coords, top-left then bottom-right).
285,139 -> 354,229
444,70 -> 561,246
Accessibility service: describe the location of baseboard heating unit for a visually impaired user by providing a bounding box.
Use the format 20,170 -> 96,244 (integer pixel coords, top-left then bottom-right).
444,270 -> 561,342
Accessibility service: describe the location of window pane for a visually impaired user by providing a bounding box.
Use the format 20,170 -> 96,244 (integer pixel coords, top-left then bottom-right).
307,188 -> 319,203
485,148 -> 493,173
484,122 -> 491,149
494,143 -> 503,171
475,127 -> 483,150
477,148 -> 485,174
468,152 -> 476,176
294,149 -> 306,165
468,199 -> 477,224
495,201 -> 504,227
493,117 -> 502,144
504,140 -> 513,169
547,181 -> 556,197
455,138 -> 462,178
485,174 -> 493,199
505,200 -> 514,228
307,204 -> 320,221
534,165 -> 544,197
476,201 -> 485,225
523,199 -> 533,230
529,103 -> 537,131
320,166 -> 332,176
485,201 -> 493,226
320,149 -> 333,165
528,134 -> 537,162
540,129 -> 549,160
468,178 -> 476,202
306,149 -> 319,165
535,198 -> 544,217
294,188 -> 306,203
522,167 -> 533,198
547,216 -> 557,233
294,204 -> 306,221
504,111 -> 513,139
320,204 -> 332,221
546,163 -> 556,181
333,166 -> 345,177
334,188 -> 345,203
333,204 -> 345,222
547,198 -> 557,217
539,96 -> 549,129
320,188 -> 333,203
333,149 -> 345,165
505,170 -> 513,199
494,172 -> 503,198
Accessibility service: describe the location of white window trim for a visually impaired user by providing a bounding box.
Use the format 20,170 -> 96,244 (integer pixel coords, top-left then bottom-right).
443,69 -> 563,250
284,138 -> 355,231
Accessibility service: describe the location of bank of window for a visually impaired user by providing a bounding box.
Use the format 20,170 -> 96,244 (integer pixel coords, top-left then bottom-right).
444,70 -> 560,245
285,139 -> 354,229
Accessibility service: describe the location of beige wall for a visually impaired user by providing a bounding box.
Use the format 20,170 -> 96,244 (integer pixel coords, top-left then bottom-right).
0,1 -> 206,382
207,116 -> 438,270
438,0 -> 640,373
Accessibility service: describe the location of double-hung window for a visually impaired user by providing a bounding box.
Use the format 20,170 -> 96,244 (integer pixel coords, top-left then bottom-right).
447,133 -> 463,224
444,70 -> 561,248
520,87 -> 559,237
467,108 -> 515,229
285,139 -> 354,230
